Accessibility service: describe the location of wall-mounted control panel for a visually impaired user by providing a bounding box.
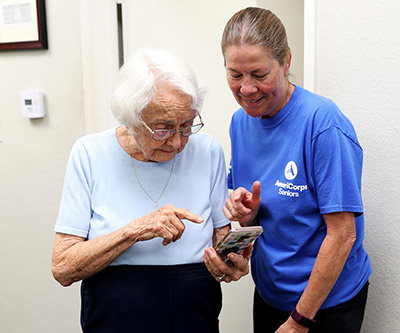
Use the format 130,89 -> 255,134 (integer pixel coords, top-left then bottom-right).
20,90 -> 45,118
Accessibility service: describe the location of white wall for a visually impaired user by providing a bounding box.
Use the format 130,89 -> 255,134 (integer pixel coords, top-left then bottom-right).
316,0 -> 400,331
0,1 -> 83,332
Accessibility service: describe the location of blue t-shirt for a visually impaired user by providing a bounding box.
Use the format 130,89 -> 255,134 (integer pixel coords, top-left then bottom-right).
55,128 -> 230,265
228,86 -> 371,311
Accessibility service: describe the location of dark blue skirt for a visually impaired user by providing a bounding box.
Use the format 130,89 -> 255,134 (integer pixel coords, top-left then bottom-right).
81,263 -> 222,333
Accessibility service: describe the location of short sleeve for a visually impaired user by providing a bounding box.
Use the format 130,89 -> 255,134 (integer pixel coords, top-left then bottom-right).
209,138 -> 230,228
312,127 -> 364,216
54,140 -> 93,237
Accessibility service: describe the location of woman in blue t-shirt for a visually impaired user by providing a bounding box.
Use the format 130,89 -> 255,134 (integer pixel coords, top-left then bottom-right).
220,7 -> 371,333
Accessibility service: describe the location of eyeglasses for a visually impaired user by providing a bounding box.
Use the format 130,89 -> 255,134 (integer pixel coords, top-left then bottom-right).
140,114 -> 204,141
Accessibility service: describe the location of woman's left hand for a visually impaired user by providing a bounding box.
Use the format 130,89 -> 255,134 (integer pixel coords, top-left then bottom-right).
203,244 -> 252,283
275,318 -> 309,333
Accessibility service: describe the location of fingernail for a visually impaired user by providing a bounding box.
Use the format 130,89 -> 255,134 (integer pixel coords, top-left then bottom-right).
197,217 -> 204,222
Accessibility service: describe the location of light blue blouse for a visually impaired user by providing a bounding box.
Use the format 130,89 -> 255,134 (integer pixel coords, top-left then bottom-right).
55,128 -> 230,265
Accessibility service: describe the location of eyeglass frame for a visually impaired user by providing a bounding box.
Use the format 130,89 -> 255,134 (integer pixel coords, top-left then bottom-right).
139,113 -> 204,141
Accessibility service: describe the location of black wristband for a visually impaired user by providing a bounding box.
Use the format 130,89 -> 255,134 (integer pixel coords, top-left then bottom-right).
290,308 -> 316,328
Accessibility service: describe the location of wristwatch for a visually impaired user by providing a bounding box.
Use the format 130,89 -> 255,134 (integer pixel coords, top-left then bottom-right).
290,308 -> 316,328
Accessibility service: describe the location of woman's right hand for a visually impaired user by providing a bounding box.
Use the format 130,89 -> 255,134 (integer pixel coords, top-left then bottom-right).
224,181 -> 262,226
131,204 -> 204,246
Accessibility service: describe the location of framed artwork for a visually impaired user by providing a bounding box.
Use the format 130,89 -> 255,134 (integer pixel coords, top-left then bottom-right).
0,0 -> 47,51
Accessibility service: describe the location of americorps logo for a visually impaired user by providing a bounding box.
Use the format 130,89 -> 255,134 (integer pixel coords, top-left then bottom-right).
274,160 -> 308,198
284,161 -> 298,180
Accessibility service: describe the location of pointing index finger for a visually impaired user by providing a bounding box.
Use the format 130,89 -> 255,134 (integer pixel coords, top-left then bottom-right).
175,208 -> 204,223
233,188 -> 248,202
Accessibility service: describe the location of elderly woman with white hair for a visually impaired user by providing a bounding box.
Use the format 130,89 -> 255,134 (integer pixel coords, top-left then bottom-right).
51,48 -> 250,333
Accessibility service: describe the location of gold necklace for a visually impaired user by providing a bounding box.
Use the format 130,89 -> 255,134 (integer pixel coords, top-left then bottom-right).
130,157 -> 175,209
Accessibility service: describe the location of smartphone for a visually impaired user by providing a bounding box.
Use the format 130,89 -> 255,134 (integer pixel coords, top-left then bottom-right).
215,226 -> 263,263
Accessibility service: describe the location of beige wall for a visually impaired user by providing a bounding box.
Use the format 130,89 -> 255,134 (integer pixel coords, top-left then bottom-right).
0,0 -> 83,332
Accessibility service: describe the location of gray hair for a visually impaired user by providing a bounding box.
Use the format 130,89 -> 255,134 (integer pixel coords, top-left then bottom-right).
221,7 -> 290,66
110,48 -> 206,130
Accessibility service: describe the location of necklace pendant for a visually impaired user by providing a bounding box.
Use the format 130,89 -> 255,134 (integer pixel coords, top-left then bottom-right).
154,203 -> 158,208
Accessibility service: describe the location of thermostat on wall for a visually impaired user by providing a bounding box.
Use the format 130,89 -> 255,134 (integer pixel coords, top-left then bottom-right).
20,90 -> 45,118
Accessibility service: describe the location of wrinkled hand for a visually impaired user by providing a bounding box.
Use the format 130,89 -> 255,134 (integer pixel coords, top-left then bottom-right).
224,181 -> 262,225
133,204 -> 203,246
203,243 -> 253,283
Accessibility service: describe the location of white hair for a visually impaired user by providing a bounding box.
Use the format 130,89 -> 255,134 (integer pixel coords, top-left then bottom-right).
110,48 -> 206,130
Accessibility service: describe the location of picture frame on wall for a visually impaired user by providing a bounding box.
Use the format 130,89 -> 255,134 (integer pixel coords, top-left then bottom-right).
0,0 -> 47,51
